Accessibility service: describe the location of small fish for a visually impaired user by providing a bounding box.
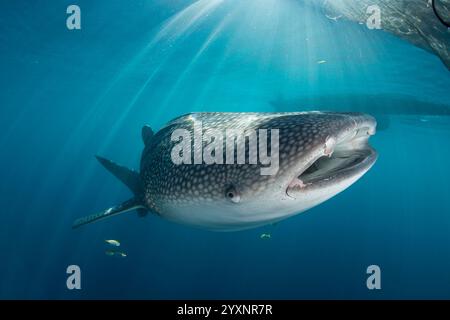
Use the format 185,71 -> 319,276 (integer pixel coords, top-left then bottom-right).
105,250 -> 127,258
317,60 -> 327,64
105,239 -> 120,247
105,250 -> 115,256
325,14 -> 342,21
260,233 -> 271,239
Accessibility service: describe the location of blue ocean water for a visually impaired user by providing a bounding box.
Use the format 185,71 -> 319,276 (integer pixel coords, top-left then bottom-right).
1,0 -> 450,299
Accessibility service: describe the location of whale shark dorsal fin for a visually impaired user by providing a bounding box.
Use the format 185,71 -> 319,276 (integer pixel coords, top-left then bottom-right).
142,125 -> 154,146
72,198 -> 144,229
95,156 -> 142,195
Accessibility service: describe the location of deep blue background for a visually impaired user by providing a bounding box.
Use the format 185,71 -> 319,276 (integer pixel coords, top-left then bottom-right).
1,0 -> 450,299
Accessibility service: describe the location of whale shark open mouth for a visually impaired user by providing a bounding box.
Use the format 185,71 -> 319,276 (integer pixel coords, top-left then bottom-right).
287,121 -> 377,196
297,147 -> 376,185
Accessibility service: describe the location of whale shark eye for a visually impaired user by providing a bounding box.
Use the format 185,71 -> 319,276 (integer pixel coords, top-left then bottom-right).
225,185 -> 240,203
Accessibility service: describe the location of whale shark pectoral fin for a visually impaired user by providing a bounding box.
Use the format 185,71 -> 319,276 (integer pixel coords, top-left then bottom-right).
72,198 -> 144,229
95,155 -> 142,195
74,156 -> 147,229
142,125 -> 154,146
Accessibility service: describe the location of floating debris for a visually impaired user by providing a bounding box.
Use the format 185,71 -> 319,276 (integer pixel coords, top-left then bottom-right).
260,233 -> 272,239
105,239 -> 120,247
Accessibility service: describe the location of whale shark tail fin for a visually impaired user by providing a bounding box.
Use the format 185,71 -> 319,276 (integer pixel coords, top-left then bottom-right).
72,156 -> 148,229
72,198 -> 144,229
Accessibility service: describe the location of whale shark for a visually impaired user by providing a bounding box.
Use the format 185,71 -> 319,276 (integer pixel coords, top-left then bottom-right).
73,112 -> 377,231
311,0 -> 450,69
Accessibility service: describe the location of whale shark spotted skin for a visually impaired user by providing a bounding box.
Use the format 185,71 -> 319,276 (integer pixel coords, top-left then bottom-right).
312,0 -> 450,69
73,112 -> 377,231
